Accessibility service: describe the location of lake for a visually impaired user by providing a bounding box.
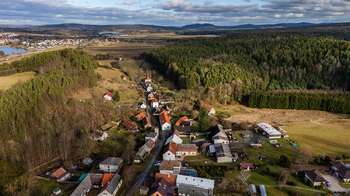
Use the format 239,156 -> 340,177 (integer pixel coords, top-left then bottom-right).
0,47 -> 29,55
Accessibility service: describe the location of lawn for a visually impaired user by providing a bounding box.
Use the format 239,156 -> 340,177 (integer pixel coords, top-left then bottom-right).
119,59 -> 144,79
0,71 -> 36,90
39,179 -> 77,196
97,60 -> 117,67
338,182 -> 350,188
282,120 -> 350,156
244,139 -> 299,163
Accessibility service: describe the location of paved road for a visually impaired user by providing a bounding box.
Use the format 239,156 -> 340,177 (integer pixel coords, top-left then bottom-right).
125,130 -> 166,196
323,175 -> 350,192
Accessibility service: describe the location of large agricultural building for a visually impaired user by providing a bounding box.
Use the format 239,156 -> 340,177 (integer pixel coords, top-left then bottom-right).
256,123 -> 282,139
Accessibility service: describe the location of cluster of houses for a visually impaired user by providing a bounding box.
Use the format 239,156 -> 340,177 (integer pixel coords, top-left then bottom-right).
22,38 -> 89,50
47,157 -> 123,196
70,157 -> 123,196
0,33 -> 20,44
149,160 -> 214,196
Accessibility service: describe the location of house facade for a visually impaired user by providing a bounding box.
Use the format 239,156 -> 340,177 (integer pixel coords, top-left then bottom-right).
203,106 -> 215,115
104,92 -> 113,101
165,130 -> 183,145
99,157 -> 123,173
97,174 -> 122,196
176,144 -> 197,157
331,162 -> 350,182
211,125 -> 229,144
304,170 -> 325,186
163,143 -> 177,160
92,130 -> 108,141
152,99 -> 159,108
160,112 -> 171,131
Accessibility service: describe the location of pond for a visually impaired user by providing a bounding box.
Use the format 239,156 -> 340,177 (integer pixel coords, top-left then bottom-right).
0,47 -> 29,55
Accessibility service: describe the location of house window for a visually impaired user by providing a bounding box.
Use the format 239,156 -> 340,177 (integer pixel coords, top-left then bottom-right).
168,153 -> 170,155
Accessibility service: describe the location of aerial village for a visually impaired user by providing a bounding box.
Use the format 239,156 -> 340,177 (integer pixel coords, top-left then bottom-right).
39,76 -> 350,196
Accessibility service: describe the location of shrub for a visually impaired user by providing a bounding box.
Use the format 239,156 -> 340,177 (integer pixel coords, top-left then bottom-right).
287,181 -> 297,186
289,190 -> 299,196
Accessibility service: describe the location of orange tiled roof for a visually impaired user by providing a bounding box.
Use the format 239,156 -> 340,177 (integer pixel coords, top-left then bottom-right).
175,116 -> 188,126
163,142 -> 179,155
159,112 -> 171,126
101,173 -> 115,185
136,112 -> 147,120
155,173 -> 177,187
51,167 -> 67,178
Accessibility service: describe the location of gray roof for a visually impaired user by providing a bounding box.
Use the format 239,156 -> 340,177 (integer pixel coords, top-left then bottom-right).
215,143 -> 232,158
136,145 -> 150,158
103,174 -> 122,194
99,157 -> 123,166
70,173 -> 104,196
178,184 -> 213,196
146,132 -> 157,138
179,144 -> 197,150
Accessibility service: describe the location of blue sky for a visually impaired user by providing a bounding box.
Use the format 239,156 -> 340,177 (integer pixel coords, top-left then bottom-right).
1,0 -> 350,26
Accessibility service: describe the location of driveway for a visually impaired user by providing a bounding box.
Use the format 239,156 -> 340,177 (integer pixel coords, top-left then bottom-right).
322,175 -> 350,192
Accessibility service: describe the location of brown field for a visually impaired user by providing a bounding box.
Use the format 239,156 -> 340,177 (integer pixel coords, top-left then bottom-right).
0,71 -> 36,90
218,104 -> 350,155
84,42 -> 166,57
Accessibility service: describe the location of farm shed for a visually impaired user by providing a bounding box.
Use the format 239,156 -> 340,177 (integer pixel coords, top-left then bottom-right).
256,123 -> 281,139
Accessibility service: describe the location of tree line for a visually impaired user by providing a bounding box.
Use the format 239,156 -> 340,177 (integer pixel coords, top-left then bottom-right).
0,49 -> 121,195
248,91 -> 350,114
0,50 -> 61,76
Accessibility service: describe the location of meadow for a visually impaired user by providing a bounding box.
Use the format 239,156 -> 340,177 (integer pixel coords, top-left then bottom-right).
0,71 -> 36,90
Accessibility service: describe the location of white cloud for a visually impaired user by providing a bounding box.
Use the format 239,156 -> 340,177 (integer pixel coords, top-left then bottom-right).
122,0 -> 137,5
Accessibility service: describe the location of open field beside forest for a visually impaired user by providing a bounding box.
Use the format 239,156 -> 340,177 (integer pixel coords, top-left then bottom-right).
215,104 -> 350,156
72,60 -> 142,104
0,71 -> 36,90
282,120 -> 350,155
84,42 -> 166,57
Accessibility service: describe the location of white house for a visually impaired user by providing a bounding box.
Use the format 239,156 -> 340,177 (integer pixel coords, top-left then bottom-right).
176,175 -> 215,190
99,157 -> 123,173
139,102 -> 147,109
165,130 -> 183,145
203,106 -> 215,116
211,125 -> 229,144
92,130 -> 108,141
151,99 -> 159,108
160,112 -> 171,131
163,143 -> 177,160
104,92 -> 113,101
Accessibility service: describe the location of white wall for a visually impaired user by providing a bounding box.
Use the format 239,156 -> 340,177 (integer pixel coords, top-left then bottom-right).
163,151 -> 176,160
162,123 -> 171,131
99,164 -> 119,173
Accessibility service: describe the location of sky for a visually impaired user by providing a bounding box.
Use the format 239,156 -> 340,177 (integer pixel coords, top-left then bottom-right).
1,0 -> 350,26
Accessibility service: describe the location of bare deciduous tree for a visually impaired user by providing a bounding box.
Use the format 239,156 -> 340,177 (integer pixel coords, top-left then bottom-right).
237,170 -> 251,185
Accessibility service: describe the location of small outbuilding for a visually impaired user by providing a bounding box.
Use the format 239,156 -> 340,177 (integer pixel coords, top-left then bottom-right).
53,188 -> 62,195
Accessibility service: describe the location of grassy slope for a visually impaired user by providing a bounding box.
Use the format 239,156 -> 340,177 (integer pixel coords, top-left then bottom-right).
282,120 -> 350,155
0,71 -> 36,90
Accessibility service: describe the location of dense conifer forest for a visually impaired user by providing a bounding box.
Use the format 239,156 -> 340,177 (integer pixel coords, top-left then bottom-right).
145,34 -> 350,113
0,49 -> 123,195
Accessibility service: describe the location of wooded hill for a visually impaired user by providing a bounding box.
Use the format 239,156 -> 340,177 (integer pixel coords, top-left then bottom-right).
0,49 -> 120,195
145,34 -> 350,112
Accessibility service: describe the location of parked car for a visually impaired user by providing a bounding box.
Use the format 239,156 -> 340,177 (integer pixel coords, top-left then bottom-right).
154,161 -> 161,166
327,182 -> 331,187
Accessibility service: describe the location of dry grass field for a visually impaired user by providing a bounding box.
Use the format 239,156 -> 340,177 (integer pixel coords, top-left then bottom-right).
72,61 -> 141,104
119,59 -> 145,79
282,120 -> 350,155
84,42 -> 166,57
0,71 -> 36,90
217,105 -> 350,155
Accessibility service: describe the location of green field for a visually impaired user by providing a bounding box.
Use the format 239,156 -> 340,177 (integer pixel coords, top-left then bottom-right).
0,71 -> 36,90
39,179 -> 76,196
282,120 -> 350,156
119,59 -> 144,79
